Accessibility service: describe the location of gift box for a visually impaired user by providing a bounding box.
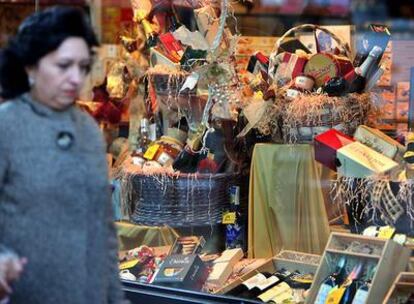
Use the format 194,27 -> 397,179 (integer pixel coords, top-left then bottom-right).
207,261 -> 234,287
336,141 -> 399,178
152,254 -> 208,290
354,125 -> 405,161
314,129 -> 355,171
281,52 -> 308,80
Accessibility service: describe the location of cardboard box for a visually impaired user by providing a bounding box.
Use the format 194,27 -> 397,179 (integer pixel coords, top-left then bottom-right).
152,254 -> 208,290
213,248 -> 244,265
207,262 -> 234,287
207,249 -> 244,287
314,129 -> 355,171
337,141 -> 398,178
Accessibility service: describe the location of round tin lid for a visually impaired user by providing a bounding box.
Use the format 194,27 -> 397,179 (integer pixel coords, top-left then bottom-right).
304,53 -> 339,87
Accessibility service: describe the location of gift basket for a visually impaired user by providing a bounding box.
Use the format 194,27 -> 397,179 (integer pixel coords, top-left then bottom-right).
245,24 -> 378,144
120,170 -> 246,227
113,0 -> 251,229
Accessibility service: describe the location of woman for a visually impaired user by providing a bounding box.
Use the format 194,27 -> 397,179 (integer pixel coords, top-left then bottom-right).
0,6 -> 125,304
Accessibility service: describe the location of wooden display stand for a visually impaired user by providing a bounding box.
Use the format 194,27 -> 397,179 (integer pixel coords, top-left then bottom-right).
215,250 -> 321,295
306,232 -> 412,304
383,272 -> 414,303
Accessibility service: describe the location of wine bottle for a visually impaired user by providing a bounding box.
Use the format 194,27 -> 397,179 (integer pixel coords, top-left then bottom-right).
240,268 -> 288,299
166,12 -> 181,32
226,272 -> 273,297
345,45 -> 383,93
351,266 -> 376,304
138,118 -> 151,151
132,118 -> 151,166
314,256 -> 347,304
172,126 -> 204,173
225,186 -> 246,251
339,263 -> 363,304
254,270 -> 299,302
134,10 -> 159,48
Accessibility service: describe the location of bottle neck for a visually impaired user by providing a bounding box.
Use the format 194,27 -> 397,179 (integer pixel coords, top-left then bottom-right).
357,45 -> 382,78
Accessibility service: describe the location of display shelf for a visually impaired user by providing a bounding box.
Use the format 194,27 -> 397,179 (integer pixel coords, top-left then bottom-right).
306,232 -> 412,304
384,272 -> 414,303
215,251 -> 320,295
325,248 -> 381,260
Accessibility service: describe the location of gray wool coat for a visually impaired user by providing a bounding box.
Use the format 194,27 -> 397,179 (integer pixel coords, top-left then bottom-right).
0,93 -> 124,303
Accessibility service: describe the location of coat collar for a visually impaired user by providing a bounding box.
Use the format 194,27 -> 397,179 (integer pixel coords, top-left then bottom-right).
20,93 -> 75,118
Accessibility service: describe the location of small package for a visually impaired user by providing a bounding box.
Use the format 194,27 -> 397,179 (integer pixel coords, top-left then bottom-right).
213,248 -> 244,265
207,262 -> 234,286
152,254 -> 208,290
280,52 -> 308,80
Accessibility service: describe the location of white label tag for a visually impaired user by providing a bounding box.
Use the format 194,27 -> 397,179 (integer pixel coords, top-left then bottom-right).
157,152 -> 173,166
149,124 -> 157,141
242,273 -> 267,290
255,276 -> 280,290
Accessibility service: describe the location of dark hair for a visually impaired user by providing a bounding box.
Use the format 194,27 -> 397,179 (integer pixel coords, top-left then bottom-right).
0,6 -> 99,99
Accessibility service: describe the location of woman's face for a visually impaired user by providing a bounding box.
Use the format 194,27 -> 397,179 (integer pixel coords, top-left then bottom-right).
27,37 -> 91,111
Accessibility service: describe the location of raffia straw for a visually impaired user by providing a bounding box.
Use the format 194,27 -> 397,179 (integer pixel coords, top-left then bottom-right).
331,177 -> 414,231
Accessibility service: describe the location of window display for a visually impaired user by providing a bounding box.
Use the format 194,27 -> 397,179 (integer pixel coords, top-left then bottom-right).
85,0 -> 414,303
0,0 -> 409,303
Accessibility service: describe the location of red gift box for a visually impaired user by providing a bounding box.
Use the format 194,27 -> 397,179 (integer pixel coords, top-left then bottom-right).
314,129 -> 354,171
282,52 -> 308,79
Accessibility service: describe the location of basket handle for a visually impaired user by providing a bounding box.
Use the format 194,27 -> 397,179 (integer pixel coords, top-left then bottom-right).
268,24 -> 352,81
275,23 -> 352,59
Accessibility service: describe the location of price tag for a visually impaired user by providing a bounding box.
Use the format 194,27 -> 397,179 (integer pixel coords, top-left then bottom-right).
222,212 -> 236,224
377,226 -> 395,239
107,44 -> 119,58
325,286 -> 346,304
144,144 -> 160,160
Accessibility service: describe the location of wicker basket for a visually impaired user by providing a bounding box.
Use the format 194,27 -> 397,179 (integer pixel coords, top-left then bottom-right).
278,91 -> 372,143
265,24 -> 375,143
123,172 -> 247,227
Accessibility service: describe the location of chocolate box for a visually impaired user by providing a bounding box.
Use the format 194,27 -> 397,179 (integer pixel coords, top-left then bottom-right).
314,129 -> 355,171
152,254 -> 208,290
354,125 -> 405,161
336,141 -> 399,178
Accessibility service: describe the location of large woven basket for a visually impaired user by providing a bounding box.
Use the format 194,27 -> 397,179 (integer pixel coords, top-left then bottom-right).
278,91 -> 373,143
265,24 -> 375,143
123,172 -> 247,227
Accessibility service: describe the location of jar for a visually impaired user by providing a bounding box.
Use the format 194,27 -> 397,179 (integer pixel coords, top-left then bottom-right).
293,74 -> 315,91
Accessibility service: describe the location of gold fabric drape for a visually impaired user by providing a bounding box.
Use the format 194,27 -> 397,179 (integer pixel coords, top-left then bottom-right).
116,222 -> 179,251
248,144 -> 330,258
